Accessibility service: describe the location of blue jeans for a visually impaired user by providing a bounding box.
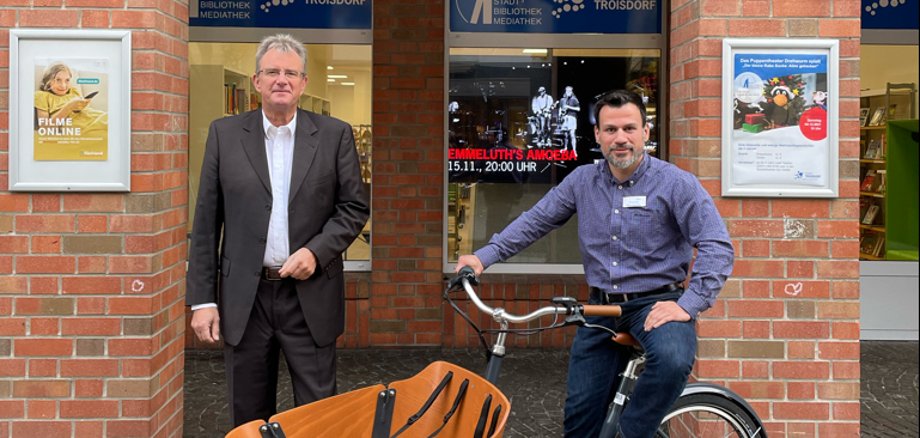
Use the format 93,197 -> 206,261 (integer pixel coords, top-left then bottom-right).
563,292 -> 696,438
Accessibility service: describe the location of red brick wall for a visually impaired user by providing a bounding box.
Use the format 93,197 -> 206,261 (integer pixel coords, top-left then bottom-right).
370,0 -> 446,346
670,1 -> 861,435
367,1 -> 587,351
1,3 -> 189,436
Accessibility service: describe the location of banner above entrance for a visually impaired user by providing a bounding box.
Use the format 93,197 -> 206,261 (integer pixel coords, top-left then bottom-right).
450,0 -> 660,34
190,0 -> 372,29
861,0 -> 918,30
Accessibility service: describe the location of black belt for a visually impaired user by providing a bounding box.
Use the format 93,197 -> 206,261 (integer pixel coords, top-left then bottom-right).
262,267 -> 284,281
590,281 -> 684,304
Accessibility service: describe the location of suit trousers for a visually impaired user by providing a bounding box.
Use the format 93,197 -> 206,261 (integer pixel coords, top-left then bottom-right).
224,277 -> 336,427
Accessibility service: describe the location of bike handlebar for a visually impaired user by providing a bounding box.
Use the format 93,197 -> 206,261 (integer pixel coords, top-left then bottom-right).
451,269 -> 621,324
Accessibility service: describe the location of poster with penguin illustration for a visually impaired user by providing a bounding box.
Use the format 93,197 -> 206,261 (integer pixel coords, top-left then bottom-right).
722,39 -> 839,198
729,51 -> 830,188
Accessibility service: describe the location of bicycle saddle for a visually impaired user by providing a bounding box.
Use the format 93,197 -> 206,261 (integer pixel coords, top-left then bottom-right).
612,332 -> 639,347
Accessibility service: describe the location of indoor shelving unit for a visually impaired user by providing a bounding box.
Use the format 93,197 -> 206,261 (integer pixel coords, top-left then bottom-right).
300,93 -> 331,116
858,82 -> 916,260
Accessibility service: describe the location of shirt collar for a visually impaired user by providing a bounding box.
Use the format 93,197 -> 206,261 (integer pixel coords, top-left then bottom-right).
262,110 -> 297,140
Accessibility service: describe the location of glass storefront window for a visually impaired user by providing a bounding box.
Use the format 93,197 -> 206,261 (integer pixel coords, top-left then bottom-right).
858,44 -> 918,262
447,48 -> 661,265
188,43 -> 372,265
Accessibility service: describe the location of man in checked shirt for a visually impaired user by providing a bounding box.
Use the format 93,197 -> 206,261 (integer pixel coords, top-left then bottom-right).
455,89 -> 734,438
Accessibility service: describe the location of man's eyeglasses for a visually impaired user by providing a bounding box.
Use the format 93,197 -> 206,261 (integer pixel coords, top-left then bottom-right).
258,69 -> 305,80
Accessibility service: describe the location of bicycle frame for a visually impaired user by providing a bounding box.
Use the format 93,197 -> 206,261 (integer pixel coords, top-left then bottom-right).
449,268 -> 767,438
598,351 -> 645,437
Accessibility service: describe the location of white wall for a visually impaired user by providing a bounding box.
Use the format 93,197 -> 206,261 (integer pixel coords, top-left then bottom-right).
860,45 -> 920,113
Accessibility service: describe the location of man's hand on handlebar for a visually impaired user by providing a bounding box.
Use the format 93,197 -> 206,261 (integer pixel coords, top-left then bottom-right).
455,254 -> 484,276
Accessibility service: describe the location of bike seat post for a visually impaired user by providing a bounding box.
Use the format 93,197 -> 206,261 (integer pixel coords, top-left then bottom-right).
622,352 -> 646,381
601,353 -> 647,436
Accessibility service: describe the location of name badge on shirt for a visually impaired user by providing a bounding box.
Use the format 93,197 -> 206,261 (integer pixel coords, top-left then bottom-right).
623,196 -> 647,208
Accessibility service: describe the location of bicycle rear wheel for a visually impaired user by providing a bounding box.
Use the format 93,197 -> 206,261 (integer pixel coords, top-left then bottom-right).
657,393 -> 762,438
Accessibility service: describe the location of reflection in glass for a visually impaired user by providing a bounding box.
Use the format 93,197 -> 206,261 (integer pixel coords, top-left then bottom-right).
447,48 -> 660,264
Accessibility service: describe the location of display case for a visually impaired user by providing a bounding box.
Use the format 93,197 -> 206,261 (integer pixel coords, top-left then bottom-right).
858,83 -> 916,260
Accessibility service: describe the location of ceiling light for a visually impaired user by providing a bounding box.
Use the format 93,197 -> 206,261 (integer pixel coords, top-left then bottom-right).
341,82 -> 355,86
522,48 -> 547,55
327,78 -> 336,82
328,74 -> 348,79
327,66 -> 334,70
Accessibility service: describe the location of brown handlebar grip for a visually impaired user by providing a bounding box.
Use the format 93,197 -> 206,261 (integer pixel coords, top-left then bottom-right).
581,305 -> 621,317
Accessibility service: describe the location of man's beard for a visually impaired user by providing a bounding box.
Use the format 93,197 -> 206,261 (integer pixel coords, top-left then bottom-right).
604,145 -> 640,169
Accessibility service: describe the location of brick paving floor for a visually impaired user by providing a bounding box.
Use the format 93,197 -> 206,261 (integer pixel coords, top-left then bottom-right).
184,341 -> 918,437
859,341 -> 919,438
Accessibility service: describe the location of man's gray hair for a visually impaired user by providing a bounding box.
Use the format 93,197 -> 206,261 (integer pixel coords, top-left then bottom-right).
255,34 -> 307,74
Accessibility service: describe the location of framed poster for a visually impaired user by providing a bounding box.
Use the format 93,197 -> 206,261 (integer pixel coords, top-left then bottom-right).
9,29 -> 131,191
722,39 -> 839,198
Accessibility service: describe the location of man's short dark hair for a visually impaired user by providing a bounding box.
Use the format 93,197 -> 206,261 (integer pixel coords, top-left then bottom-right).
593,90 -> 647,127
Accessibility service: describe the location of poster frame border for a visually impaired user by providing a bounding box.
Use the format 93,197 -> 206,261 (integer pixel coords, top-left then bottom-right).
9,29 -> 132,192
721,38 -> 839,198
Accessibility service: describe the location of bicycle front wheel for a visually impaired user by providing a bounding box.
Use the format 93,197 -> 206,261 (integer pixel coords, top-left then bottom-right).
657,393 -> 762,438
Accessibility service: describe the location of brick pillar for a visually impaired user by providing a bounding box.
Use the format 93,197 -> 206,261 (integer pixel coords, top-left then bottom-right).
670,1 -> 861,435
1,4 -> 188,437
370,0 -> 446,346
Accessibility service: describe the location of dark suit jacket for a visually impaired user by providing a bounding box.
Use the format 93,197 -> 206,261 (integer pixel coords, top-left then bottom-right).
187,108 -> 370,347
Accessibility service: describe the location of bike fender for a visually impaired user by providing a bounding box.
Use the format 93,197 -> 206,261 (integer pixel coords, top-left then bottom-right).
680,382 -> 767,436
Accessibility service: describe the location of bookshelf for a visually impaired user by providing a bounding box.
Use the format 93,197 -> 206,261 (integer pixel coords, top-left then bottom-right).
858,83 -> 916,260
300,93 -> 331,116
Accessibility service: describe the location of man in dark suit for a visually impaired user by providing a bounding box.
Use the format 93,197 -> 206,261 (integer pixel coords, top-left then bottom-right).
186,33 -> 370,427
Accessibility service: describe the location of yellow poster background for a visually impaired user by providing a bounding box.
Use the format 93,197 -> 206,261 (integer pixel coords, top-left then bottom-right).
33,60 -> 109,161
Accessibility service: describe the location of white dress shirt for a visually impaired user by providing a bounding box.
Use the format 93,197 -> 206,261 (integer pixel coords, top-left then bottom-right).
191,111 -> 297,312
262,112 -> 296,267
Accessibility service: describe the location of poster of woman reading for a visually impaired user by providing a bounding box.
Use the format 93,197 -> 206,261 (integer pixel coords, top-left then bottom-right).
33,59 -> 109,161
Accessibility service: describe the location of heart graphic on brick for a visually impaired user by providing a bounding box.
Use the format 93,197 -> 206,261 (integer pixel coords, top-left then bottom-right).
784,282 -> 803,296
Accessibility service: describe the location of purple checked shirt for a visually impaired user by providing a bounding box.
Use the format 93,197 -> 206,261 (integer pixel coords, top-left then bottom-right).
475,153 -> 734,319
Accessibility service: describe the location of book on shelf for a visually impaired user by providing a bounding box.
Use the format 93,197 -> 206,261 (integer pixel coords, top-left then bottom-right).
868,106 -> 886,127
864,138 -> 882,160
862,203 -> 880,225
860,233 -> 885,257
860,233 -> 878,255
859,108 -> 870,126
875,169 -> 887,194
860,169 -> 877,192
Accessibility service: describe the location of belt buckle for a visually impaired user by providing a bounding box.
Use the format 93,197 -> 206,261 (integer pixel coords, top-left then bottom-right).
263,267 -> 283,281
